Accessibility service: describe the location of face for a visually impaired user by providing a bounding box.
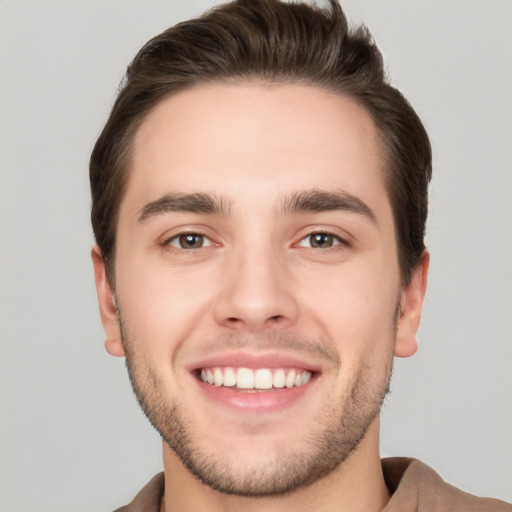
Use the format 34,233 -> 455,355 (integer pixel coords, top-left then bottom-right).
93,83 -> 427,497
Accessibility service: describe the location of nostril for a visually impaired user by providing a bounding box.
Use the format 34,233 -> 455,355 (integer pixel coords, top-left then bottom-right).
220,313 -> 290,331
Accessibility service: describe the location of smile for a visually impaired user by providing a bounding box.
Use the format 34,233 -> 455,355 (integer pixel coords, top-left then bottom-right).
199,366 -> 312,390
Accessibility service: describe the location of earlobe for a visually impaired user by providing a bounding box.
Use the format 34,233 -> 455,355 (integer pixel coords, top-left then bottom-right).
91,245 -> 125,357
394,251 -> 430,358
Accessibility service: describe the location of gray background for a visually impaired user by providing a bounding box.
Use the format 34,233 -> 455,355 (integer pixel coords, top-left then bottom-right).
1,1 -> 510,510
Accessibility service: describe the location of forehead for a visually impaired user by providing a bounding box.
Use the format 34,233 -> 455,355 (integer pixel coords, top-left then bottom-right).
124,82 -> 389,219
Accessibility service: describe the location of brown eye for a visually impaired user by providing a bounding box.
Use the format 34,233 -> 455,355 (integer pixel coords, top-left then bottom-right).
168,233 -> 212,249
310,233 -> 335,248
298,232 -> 344,249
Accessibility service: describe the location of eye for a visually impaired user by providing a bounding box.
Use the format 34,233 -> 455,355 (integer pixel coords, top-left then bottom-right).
167,233 -> 213,249
297,232 -> 345,249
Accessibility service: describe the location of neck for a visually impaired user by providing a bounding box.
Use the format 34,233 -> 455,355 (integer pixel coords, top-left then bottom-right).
160,418 -> 390,512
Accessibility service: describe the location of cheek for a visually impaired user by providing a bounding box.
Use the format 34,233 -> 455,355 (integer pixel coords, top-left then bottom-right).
115,254 -> 219,350
300,260 -> 400,358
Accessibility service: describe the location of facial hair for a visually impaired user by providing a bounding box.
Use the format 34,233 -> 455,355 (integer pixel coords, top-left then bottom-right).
118,312 -> 395,498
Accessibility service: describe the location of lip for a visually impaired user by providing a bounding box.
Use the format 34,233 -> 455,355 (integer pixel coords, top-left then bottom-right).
186,351 -> 322,373
195,378 -> 316,412
187,351 -> 321,414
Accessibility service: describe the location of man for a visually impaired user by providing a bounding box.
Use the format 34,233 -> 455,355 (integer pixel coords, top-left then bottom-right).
89,0 -> 511,510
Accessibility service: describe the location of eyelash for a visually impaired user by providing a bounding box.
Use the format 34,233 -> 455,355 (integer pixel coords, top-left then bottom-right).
297,231 -> 349,250
164,232 -> 215,250
162,230 -> 349,251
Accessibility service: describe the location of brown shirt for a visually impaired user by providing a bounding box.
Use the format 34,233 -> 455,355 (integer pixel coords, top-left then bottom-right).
114,458 -> 512,512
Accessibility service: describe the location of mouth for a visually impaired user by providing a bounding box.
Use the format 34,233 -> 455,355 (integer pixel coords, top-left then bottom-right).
188,353 -> 320,413
196,366 -> 312,391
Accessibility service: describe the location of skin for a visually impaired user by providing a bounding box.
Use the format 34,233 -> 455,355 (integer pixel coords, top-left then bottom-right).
92,83 -> 429,512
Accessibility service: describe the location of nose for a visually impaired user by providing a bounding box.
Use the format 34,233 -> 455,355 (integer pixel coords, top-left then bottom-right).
213,244 -> 299,333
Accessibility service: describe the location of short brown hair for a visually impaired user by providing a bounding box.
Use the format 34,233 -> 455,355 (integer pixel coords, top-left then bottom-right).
90,0 -> 431,285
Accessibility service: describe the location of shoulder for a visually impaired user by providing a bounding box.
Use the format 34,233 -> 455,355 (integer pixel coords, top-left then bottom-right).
113,472 -> 164,512
382,457 -> 512,512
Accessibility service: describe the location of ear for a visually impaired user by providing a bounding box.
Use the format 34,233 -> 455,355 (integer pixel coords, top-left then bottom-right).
91,245 -> 125,357
394,251 -> 430,358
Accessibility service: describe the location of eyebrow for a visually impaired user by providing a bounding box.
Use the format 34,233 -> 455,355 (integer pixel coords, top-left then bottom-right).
137,193 -> 231,222
279,189 -> 377,223
137,189 -> 376,224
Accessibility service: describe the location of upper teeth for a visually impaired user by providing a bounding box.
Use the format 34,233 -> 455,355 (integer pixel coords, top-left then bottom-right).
200,367 -> 312,390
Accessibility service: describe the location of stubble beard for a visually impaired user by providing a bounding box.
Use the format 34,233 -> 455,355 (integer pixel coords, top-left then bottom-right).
118,315 -> 394,498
